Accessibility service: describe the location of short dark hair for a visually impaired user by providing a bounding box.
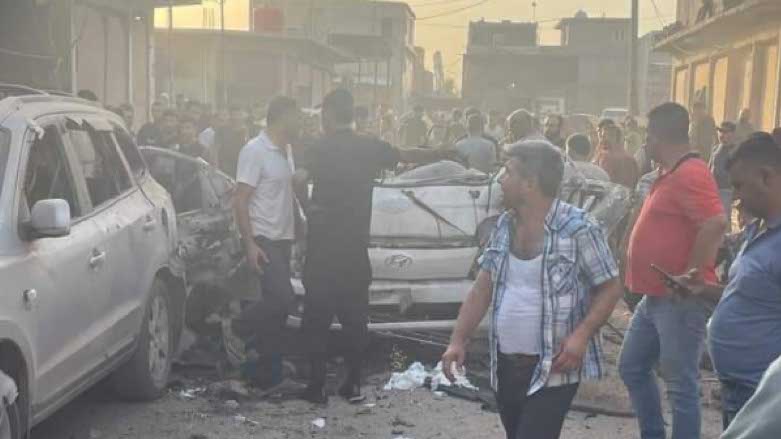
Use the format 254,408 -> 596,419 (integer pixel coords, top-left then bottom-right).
566,134 -> 592,158
727,132 -> 781,170
178,115 -> 196,127
467,114 -> 484,133
266,95 -> 298,127
598,118 -> 616,129
505,140 -> 564,197
322,88 -> 354,125
648,102 -> 690,144
161,109 -> 178,120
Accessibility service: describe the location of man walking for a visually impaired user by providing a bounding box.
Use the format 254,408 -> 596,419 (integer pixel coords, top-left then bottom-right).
455,113 -> 497,173
442,140 -> 623,439
710,121 -> 738,222
620,102 -> 727,439
298,89 -> 453,404
565,134 -> 610,181
675,133 -> 781,429
233,96 -> 301,390
399,104 -> 428,147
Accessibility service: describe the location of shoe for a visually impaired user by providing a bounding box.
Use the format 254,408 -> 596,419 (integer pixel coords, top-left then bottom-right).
302,384 -> 328,404
338,382 -> 365,404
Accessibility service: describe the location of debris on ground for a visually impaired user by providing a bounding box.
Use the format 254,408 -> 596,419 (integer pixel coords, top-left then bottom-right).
384,361 -> 478,392
311,418 -> 326,429
207,380 -> 251,400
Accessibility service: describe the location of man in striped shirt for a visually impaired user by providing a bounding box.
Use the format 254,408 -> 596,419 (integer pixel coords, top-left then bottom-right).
442,140 -> 623,439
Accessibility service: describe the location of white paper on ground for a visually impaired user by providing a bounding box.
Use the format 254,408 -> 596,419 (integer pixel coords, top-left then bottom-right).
383,361 -> 478,392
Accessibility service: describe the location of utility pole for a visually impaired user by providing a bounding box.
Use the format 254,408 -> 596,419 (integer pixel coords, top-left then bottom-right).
168,0 -> 174,106
629,0 -> 639,115
219,0 -> 226,107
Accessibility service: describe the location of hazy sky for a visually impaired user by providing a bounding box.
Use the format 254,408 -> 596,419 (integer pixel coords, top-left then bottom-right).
411,0 -> 677,84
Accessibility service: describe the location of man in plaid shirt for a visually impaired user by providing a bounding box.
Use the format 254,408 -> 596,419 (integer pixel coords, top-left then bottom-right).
442,139 -> 623,439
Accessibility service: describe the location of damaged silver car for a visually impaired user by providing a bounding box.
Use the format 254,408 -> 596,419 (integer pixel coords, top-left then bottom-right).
0,87 -> 187,438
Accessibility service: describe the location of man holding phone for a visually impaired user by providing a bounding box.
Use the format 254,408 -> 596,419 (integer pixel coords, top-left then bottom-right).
620,103 -> 727,439
675,133 -> 781,431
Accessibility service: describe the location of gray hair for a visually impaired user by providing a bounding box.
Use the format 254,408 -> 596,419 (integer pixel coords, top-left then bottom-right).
505,139 -> 564,198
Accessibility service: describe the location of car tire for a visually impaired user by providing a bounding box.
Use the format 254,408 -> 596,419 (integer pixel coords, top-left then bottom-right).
0,399 -> 21,439
112,279 -> 173,401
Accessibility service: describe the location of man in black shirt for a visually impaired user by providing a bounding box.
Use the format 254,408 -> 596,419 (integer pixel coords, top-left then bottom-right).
137,100 -> 166,146
297,89 -> 453,404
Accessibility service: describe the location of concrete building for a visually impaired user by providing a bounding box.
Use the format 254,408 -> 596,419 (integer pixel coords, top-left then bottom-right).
154,1 -> 348,109
0,0 -> 168,129
556,12 -> 632,116
462,12 -> 631,116
265,0 -> 417,112
638,31 -> 673,115
462,20 -> 577,114
656,0 -> 781,130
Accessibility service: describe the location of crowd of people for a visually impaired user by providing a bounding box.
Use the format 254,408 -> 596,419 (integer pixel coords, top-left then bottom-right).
94,86 -> 781,439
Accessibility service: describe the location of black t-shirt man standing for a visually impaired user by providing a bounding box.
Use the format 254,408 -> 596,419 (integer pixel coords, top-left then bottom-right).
296,89 -> 453,404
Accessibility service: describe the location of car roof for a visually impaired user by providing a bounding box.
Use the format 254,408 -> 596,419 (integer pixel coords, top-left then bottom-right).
0,92 -> 113,126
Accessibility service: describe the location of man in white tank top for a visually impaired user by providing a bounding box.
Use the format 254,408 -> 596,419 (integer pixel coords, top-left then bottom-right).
442,130 -> 623,439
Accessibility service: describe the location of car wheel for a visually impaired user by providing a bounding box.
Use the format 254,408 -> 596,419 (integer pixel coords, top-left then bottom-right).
0,399 -> 20,439
112,279 -> 172,401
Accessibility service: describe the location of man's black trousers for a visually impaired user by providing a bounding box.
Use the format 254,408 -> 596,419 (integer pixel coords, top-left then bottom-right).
495,352 -> 579,439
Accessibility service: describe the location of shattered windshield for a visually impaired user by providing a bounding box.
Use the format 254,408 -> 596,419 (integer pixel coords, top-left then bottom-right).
381,160 -> 491,186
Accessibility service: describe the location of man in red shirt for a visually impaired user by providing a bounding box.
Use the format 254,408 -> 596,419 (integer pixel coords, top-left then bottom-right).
619,102 -> 727,439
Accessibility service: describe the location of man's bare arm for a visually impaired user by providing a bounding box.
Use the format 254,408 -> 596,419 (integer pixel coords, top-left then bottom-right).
450,270 -> 493,346
442,270 -> 492,382
687,215 -> 728,273
234,183 -> 267,271
552,278 -> 623,372
575,278 -> 623,339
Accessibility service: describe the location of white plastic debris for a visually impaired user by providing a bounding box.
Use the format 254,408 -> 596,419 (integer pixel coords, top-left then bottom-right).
383,362 -> 428,391
363,403 -> 377,408
430,361 -> 478,391
311,418 -> 326,429
383,361 -> 478,392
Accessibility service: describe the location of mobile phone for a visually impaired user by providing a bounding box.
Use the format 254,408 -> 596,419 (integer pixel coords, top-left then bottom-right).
650,264 -> 690,294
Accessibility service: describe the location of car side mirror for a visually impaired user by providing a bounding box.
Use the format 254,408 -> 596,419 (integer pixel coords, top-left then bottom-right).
31,199 -> 71,237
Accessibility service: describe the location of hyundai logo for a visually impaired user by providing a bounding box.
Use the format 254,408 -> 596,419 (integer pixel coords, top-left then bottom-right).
385,254 -> 413,269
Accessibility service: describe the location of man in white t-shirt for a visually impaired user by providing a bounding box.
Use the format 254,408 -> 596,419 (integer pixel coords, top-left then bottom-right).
233,96 -> 301,389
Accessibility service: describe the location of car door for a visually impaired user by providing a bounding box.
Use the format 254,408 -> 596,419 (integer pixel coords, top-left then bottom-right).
64,117 -> 154,358
17,118 -> 113,411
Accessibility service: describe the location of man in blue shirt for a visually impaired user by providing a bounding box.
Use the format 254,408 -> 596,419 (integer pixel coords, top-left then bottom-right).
675,133 -> 781,429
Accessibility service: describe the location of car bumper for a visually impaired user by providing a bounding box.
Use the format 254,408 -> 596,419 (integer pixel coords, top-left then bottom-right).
291,277 -> 473,310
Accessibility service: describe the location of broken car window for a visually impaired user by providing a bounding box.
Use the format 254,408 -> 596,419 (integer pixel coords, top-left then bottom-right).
68,126 -> 131,208
23,124 -> 80,217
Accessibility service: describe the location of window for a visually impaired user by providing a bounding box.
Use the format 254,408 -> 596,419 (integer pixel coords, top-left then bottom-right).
112,125 -> 146,178
67,126 -> 132,208
23,125 -> 80,218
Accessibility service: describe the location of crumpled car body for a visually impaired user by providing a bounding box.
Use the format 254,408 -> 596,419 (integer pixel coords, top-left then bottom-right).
138,152 -> 631,322
291,161 -> 632,317
139,148 -> 252,320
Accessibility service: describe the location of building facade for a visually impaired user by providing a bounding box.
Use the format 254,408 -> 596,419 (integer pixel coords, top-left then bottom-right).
1,0 -> 164,129
638,31 -> 673,115
462,12 -> 631,116
266,0 -> 417,112
657,0 -> 781,130
153,0 -> 349,109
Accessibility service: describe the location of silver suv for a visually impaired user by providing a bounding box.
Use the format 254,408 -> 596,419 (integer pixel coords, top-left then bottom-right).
0,87 -> 187,438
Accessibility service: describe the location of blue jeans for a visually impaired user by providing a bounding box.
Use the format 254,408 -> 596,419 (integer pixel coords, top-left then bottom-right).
720,379 -> 756,430
619,295 -> 708,439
